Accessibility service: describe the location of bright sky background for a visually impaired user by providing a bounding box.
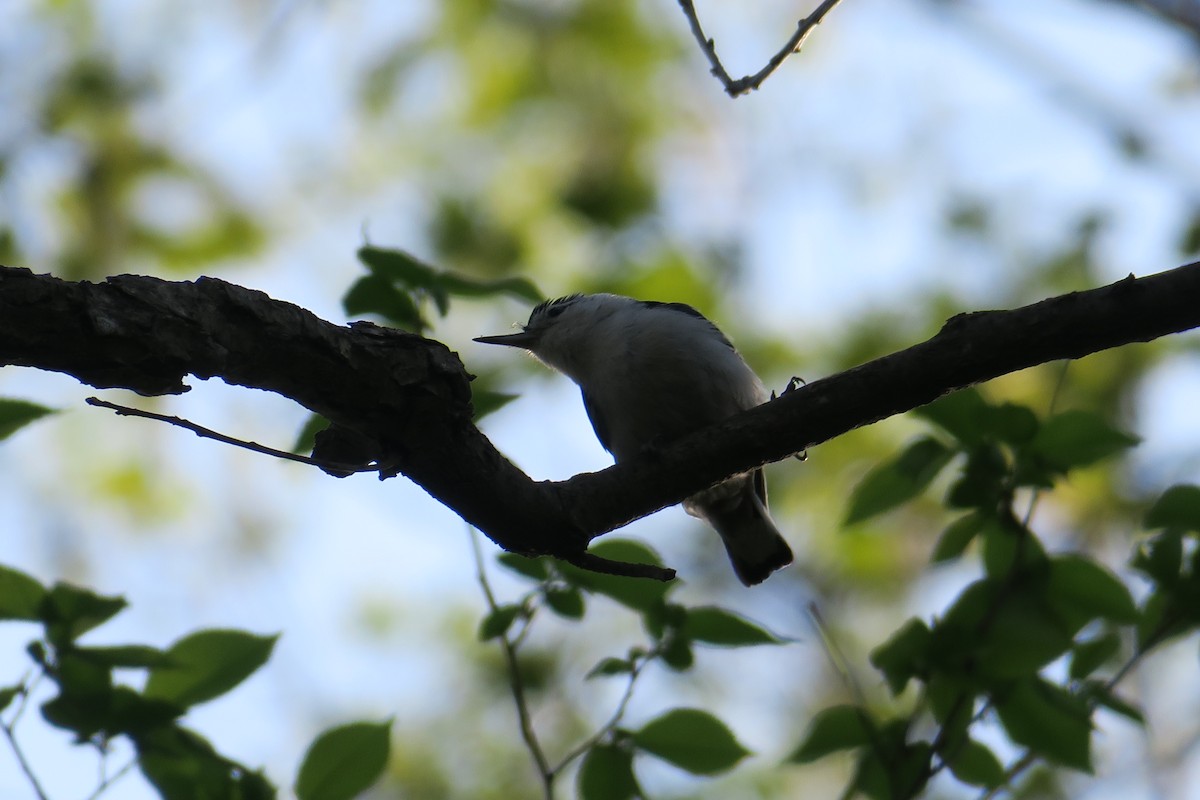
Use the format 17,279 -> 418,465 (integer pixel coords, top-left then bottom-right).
2,0 -> 1200,798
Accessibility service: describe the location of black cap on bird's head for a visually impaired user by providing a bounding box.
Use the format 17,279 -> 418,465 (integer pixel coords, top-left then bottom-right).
473,295 -> 585,350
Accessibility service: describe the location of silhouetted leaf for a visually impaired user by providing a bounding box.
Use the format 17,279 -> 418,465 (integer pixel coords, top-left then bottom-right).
144,629 -> 278,708
995,678 -> 1092,772
478,604 -> 523,641
788,705 -> 874,763
496,553 -> 550,581
0,398 -> 55,441
931,513 -> 984,563
632,708 -> 750,774
558,540 -> 673,612
1145,484 -> 1200,532
295,720 -> 391,800
1069,632 -> 1121,680
870,618 -> 931,695
1048,555 -> 1137,624
947,738 -> 1004,789
0,564 -> 46,621
682,606 -> 788,647
845,437 -> 954,525
1030,411 -> 1138,472
544,586 -> 585,619
578,744 -> 639,800
41,583 -> 127,644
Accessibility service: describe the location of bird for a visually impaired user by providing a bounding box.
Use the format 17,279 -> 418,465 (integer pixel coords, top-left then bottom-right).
475,293 -> 793,585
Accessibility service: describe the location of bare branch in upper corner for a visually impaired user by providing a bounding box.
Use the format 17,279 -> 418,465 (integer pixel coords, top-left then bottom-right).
677,0 -> 847,97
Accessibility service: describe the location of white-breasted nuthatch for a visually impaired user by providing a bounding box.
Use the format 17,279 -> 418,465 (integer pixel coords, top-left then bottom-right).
475,293 -> 793,585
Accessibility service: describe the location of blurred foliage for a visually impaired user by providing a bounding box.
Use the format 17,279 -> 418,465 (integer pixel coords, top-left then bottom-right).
0,565 -> 390,800
3,0 -> 1200,797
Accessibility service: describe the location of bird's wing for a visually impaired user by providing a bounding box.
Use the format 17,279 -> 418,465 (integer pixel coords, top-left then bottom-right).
581,387 -> 615,455
636,300 -> 735,350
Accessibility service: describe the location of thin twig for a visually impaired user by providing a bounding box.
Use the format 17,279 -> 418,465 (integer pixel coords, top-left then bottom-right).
677,0 -> 847,97
1,695 -> 50,800
86,758 -> 137,800
469,528 -> 554,800
1020,360 -> 1072,528
550,648 -> 653,776
806,602 -> 868,708
85,397 -> 377,474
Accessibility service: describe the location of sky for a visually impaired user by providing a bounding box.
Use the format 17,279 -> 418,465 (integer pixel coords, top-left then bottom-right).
2,0 -> 1200,798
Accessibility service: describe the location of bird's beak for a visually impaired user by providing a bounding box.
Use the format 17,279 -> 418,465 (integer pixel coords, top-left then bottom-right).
473,330 -> 539,349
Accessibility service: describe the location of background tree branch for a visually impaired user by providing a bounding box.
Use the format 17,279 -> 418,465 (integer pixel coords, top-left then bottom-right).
2,262 -> 1199,578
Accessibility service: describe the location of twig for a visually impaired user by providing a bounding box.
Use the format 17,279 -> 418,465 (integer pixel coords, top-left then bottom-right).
806,602 -> 867,707
677,0 -> 847,97
1,684 -> 50,800
469,528 -> 554,800
561,551 -> 675,582
87,758 -> 137,800
85,397 -> 377,474
550,647 -> 653,776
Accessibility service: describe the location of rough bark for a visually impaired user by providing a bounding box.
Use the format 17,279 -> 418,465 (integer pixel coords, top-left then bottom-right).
2,263 -> 1199,578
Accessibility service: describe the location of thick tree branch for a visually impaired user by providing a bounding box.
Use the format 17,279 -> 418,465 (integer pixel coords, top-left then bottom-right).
2,263 -> 1199,579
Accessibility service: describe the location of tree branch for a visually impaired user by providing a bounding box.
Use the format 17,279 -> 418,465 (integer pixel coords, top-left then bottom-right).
2,263 -> 1199,579
677,0 -> 847,97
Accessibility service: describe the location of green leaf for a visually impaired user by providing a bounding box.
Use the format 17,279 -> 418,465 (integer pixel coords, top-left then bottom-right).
41,582 -> 128,643
295,720 -> 391,800
1069,632 -> 1121,680
544,586 -> 585,619
438,272 -> 543,304
1145,484 -> 1200,532
496,553 -> 550,582
994,678 -> 1093,772
870,618 -> 931,695
342,275 -> 424,331
0,685 -> 19,713
0,564 -> 47,621
357,246 -> 438,286
471,388 -> 519,421
585,657 -> 634,679
76,644 -> 173,669
931,513 -> 985,563
578,744 -> 640,800
0,398 -> 56,441
291,414 -> 331,455
1047,555 -> 1138,625
1082,681 -> 1145,724
557,540 -> 673,612
659,634 -> 694,672
681,606 -> 788,647
946,444 -> 1009,511
947,738 -> 1004,789
975,593 -> 1074,678
144,629 -> 278,708
980,517 -> 1047,580
845,437 -> 955,525
134,724 -> 274,800
915,389 -> 989,447
632,708 -> 750,775
788,705 -> 874,763
1131,529 -> 1183,586
1029,410 -> 1139,472
478,604 -> 523,641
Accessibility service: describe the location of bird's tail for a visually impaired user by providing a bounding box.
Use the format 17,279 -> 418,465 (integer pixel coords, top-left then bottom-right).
684,471 -> 793,586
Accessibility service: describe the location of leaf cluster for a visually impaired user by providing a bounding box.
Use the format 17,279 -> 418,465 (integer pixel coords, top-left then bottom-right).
790,388 -> 1200,797
482,539 -> 790,799
0,568 -> 390,800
